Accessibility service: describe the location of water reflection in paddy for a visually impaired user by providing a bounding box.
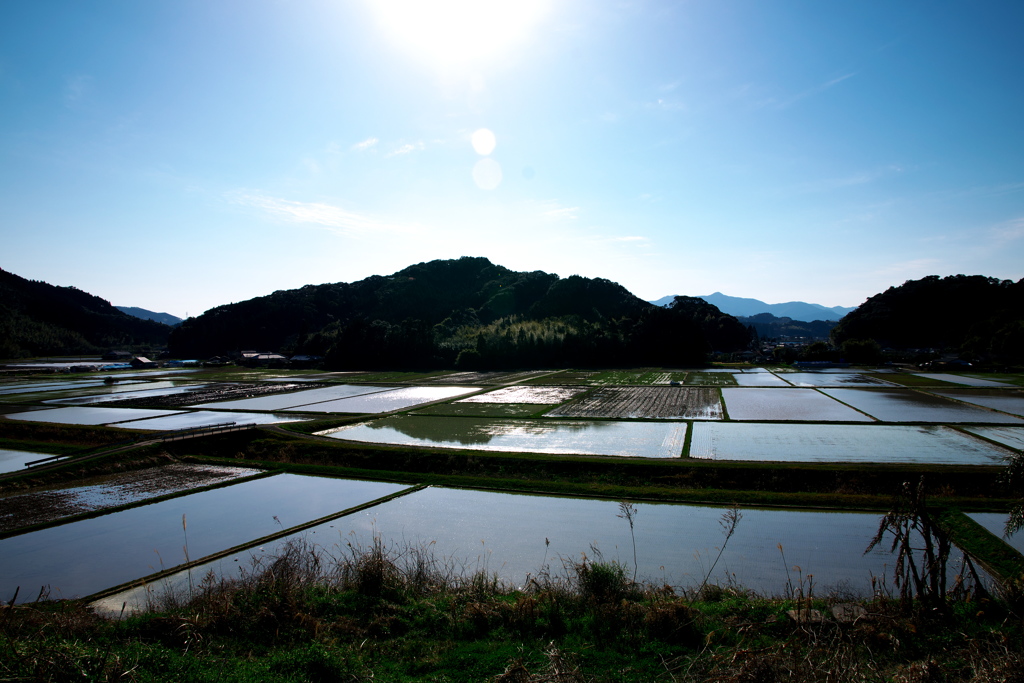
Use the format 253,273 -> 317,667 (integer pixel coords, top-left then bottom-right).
113,410 -> 307,430
321,415 -> 687,457
962,426 -> 1024,451
107,488 -> 911,607
914,374 -> 1012,387
933,390 -> 1024,417
0,474 -> 410,603
781,373 -> 893,388
721,388 -> 873,422
821,388 -> 1024,424
456,385 -> 587,404
0,379 -> 147,397
45,383 -> 208,405
732,373 -> 790,387
3,406 -> 184,425
0,448 -> 55,475
287,386 -> 477,413
689,423 -> 1010,465
194,384 -> 393,411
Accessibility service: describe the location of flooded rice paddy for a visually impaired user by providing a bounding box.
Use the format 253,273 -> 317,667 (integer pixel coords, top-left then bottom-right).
3,406 -> 185,425
932,390 -> 1024,417
547,386 -> 722,419
320,415 -> 687,457
194,384 -> 393,411
962,427 -> 1024,451
779,373 -> 893,388
0,464 -> 260,531
112,410 -> 307,430
820,388 -> 1024,424
95,487 -> 921,613
689,423 -> 1011,464
721,388 -> 873,422
913,374 -> 1012,387
731,373 -> 792,387
0,474 -> 410,603
45,383 -> 209,405
284,386 -> 477,413
0,449 -> 55,475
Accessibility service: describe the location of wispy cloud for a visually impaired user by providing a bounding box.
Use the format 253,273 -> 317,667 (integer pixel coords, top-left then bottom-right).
226,191 -> 419,236
753,72 -> 857,110
645,98 -> 686,112
788,164 -> 903,195
868,258 -> 942,279
386,141 -> 426,157
539,200 -> 580,221
64,74 -> 92,105
351,137 -> 378,152
990,217 -> 1024,245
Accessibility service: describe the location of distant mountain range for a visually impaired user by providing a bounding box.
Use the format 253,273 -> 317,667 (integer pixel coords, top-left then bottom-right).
116,306 -> 183,326
650,293 -> 856,322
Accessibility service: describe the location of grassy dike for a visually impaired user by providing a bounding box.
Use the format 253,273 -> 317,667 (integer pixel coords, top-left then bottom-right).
2,535 -> 1022,682
3,422 -> 1024,681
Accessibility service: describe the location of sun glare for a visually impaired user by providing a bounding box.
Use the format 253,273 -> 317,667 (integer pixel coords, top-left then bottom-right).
368,0 -> 550,71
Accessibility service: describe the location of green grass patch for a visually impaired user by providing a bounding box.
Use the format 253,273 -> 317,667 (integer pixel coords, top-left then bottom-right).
333,370 -> 454,383
684,372 -> 738,386
3,538 -> 1022,682
937,507 -> 1024,583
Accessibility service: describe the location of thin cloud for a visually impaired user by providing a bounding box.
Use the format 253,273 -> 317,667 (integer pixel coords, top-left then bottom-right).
754,72 -> 857,110
351,137 -> 378,152
386,141 -> 426,157
869,258 -> 942,279
540,202 -> 581,221
226,191 -> 419,236
64,74 -> 92,105
788,164 -> 902,195
990,217 -> 1024,245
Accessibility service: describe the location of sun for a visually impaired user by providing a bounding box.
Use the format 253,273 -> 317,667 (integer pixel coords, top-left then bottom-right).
367,0 -> 550,72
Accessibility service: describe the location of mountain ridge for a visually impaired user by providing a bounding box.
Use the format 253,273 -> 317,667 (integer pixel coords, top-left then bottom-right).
116,306 -> 183,326
650,292 -> 855,321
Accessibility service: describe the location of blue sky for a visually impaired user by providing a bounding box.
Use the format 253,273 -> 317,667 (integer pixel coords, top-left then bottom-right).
2,0 -> 1022,318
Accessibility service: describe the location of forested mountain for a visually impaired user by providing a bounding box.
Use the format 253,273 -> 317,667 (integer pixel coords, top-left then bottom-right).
169,257 -> 751,369
0,268 -> 172,358
738,313 -> 837,341
831,275 -> 1024,362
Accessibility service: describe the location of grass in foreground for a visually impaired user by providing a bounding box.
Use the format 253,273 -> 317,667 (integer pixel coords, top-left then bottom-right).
3,538 -> 1021,682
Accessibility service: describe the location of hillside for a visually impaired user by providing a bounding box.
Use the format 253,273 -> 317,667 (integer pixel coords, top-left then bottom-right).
651,293 -> 854,322
737,313 -> 837,341
169,257 -> 751,368
0,268 -> 172,358
831,274 -> 1024,361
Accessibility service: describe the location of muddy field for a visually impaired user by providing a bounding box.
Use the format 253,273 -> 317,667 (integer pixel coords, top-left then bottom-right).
0,463 -> 259,531
456,385 -> 588,404
546,386 -> 723,419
